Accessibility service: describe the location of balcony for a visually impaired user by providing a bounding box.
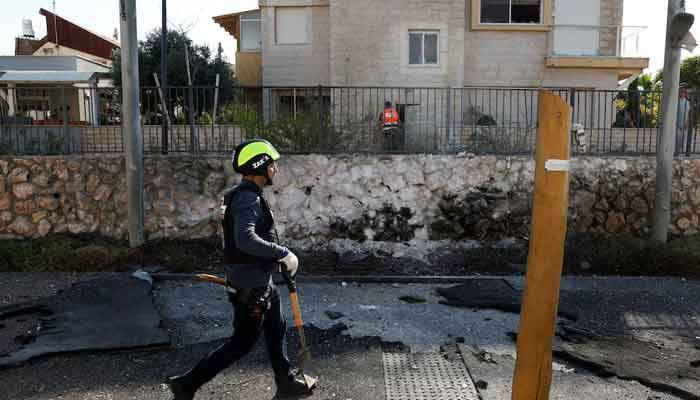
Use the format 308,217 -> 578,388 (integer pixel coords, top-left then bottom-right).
545,25 -> 650,79
213,9 -> 262,86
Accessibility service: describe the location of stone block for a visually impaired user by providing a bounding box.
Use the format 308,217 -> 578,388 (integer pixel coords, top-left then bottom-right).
14,200 -> 36,215
67,160 -> 82,172
153,199 -> 176,216
0,211 -> 13,224
0,195 -> 11,211
93,185 -> 113,202
86,174 -> 101,194
9,167 -> 29,184
605,213 -> 625,233
630,197 -> 648,215
32,211 -> 48,224
8,216 -> 34,236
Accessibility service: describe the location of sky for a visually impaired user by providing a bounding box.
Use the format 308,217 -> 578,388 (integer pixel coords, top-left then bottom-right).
0,0 -> 698,76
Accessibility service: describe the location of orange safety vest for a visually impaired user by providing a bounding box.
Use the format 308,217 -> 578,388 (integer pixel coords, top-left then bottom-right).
382,108 -> 400,125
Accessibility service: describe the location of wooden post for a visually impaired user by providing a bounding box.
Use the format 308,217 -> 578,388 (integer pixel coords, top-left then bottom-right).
153,73 -> 172,127
511,90 -> 571,400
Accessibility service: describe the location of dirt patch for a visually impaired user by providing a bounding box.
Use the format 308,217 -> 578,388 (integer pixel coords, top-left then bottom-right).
0,235 -> 129,273
0,235 -> 224,274
564,234 -> 700,278
1,233 -> 700,278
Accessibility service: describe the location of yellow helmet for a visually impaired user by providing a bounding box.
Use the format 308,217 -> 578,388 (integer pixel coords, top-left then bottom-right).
231,139 -> 281,176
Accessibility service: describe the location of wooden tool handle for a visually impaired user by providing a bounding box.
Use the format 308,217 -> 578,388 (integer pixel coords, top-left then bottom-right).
195,273 -> 227,286
289,292 -> 304,328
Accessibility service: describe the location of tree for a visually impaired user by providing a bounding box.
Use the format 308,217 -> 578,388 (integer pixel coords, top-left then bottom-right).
112,30 -> 235,90
654,55 -> 700,90
680,56 -> 700,91
615,73 -> 663,128
111,29 -> 237,123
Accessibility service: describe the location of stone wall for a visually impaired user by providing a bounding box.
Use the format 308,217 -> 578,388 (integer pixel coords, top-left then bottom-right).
1,154 -> 699,241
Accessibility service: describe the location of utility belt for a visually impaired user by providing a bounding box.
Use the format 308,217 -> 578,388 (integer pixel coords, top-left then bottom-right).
226,281 -> 275,312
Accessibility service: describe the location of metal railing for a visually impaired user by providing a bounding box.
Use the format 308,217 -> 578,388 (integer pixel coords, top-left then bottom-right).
0,85 -> 697,156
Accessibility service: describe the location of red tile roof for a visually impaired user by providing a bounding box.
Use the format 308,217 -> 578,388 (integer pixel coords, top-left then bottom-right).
36,8 -> 120,59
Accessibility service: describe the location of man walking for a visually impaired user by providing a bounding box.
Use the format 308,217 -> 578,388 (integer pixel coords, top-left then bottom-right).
167,139 -> 312,399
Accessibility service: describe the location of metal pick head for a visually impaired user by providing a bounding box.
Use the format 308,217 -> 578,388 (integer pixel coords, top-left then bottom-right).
302,374 -> 318,390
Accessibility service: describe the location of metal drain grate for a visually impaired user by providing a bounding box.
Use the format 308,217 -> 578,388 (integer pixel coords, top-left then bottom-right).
383,353 -> 479,400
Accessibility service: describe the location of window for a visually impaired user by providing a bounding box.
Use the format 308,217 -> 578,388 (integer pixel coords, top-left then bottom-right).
276,7 -> 310,45
240,11 -> 261,51
481,0 -> 542,24
408,31 -> 439,65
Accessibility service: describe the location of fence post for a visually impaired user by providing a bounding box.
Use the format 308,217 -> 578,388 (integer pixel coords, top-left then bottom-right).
212,74 -> 220,148
512,90 -> 571,400
61,87 -> 70,155
686,120 -> 694,157
92,84 -> 101,127
185,44 -> 198,153
318,84 -> 323,150
568,87 -> 577,154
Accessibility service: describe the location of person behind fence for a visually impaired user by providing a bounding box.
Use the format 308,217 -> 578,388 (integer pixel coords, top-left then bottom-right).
166,139 -> 311,400
380,101 -> 402,150
676,85 -> 691,156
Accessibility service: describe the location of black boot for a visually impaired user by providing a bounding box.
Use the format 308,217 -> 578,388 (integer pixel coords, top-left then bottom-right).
166,375 -> 195,400
275,373 -> 313,399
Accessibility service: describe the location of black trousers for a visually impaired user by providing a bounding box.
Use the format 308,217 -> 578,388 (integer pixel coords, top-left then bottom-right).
181,287 -> 292,391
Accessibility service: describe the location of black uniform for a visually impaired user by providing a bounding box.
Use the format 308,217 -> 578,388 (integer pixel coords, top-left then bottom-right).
173,180 -> 295,393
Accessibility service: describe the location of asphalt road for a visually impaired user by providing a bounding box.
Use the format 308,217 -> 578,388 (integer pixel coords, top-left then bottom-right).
0,273 -> 697,400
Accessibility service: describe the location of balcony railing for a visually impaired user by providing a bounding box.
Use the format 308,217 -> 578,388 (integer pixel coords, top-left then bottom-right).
548,24 -> 648,58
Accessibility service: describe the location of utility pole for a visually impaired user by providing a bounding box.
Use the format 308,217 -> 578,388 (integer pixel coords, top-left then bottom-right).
161,0 -> 169,154
652,0 -> 694,242
119,0 -> 145,247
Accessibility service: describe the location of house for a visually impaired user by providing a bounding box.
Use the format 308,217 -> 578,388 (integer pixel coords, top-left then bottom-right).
0,55 -> 113,125
1,8 -> 120,126
214,0 -> 648,88
15,8 -> 120,67
213,0 -> 650,153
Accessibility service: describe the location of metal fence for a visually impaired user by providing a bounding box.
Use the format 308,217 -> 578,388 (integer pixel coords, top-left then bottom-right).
0,85 -> 697,156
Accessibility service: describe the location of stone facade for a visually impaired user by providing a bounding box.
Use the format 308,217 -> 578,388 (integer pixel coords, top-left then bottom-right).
1,154 -> 700,241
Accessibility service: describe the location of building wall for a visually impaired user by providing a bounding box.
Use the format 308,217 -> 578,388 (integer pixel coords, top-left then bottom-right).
33,43 -> 113,67
463,0 -> 621,89
464,30 -> 548,87
328,0 -> 465,87
261,5 -> 330,86
599,0 -> 624,56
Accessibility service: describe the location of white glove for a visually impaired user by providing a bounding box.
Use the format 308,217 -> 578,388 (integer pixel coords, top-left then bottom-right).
279,251 -> 299,278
